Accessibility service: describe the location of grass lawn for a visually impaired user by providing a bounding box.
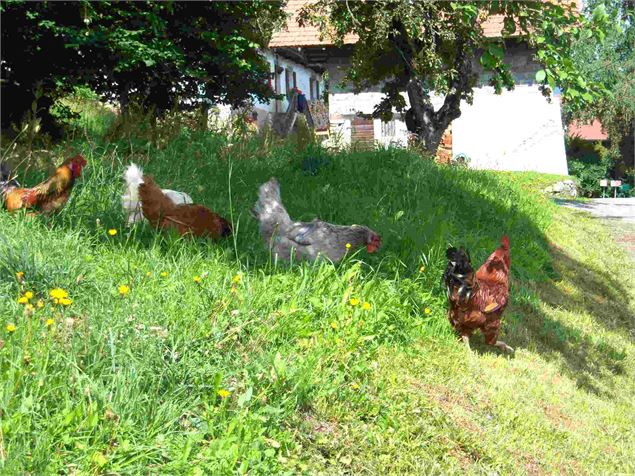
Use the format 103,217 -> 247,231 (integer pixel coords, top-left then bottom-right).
1,122 -> 633,474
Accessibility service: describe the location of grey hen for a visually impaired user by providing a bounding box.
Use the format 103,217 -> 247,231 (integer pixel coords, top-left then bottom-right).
252,178 -> 381,262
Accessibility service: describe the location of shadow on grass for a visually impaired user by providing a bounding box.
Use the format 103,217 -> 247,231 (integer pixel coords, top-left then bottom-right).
3,135 -> 631,397
504,243 -> 632,396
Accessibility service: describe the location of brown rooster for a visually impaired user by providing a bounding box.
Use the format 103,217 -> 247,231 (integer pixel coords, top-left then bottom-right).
443,235 -> 514,354
1,154 -> 87,214
138,175 -> 232,239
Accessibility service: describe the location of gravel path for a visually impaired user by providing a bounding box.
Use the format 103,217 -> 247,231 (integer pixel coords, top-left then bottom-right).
556,198 -> 635,261
555,198 -> 635,223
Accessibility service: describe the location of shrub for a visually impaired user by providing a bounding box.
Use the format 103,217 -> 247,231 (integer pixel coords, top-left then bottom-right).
566,136 -> 615,197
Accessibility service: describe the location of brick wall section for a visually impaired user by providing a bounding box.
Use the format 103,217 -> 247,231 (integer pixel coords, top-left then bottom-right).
435,125 -> 453,164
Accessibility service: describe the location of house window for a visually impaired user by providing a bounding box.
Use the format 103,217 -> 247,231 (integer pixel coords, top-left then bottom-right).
381,120 -> 396,137
293,71 -> 297,89
315,80 -> 320,100
309,78 -> 315,100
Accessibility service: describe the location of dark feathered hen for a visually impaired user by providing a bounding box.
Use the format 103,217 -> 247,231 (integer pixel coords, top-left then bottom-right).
443,235 -> 513,354
252,178 -> 381,262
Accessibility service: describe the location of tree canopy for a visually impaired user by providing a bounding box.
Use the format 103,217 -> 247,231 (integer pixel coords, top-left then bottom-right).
1,1 -> 286,135
565,0 -> 634,154
300,0 -> 610,153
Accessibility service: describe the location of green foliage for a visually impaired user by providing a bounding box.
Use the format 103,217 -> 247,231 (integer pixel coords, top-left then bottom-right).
564,0 -> 635,154
1,1 -> 285,134
566,135 -> 621,197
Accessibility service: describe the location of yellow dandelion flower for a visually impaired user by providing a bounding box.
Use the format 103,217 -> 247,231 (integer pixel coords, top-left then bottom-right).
118,285 -> 130,296
146,271 -> 152,277
419,266 -> 426,273
350,382 -> 360,390
24,291 -> 34,300
232,274 -> 241,284
17,296 -> 29,304
16,271 -> 24,281
362,302 -> 371,311
193,276 -> 202,284
218,389 -> 231,398
108,229 -> 117,236
424,307 -> 432,315
36,300 -> 45,309
50,288 -> 68,300
330,321 -> 338,330
46,318 -> 54,327
59,297 -> 72,306
345,243 -> 352,250
349,298 -> 360,306
6,323 -> 16,333
160,272 -> 168,278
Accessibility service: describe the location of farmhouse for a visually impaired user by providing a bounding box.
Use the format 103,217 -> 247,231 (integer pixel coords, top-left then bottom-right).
266,1 -> 569,175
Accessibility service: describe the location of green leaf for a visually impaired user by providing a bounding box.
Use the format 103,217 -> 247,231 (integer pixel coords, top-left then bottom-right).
535,70 -> 547,82
488,44 -> 504,60
237,387 -> 253,407
92,451 -> 108,468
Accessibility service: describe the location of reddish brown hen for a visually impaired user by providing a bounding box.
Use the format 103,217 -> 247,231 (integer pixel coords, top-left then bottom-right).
443,235 -> 513,354
1,154 -> 87,214
138,175 -> 232,240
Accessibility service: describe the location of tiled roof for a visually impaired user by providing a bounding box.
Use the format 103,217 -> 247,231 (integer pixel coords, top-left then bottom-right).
269,0 -> 357,48
269,0 -> 578,48
568,120 -> 608,141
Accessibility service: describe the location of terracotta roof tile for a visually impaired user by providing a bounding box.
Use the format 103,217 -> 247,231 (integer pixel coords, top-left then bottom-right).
269,0 -> 578,48
568,120 -> 608,141
269,0 -> 357,48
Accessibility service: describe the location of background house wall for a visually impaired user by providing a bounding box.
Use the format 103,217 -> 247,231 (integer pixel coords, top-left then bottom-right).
251,50 -> 322,130
324,43 -> 568,175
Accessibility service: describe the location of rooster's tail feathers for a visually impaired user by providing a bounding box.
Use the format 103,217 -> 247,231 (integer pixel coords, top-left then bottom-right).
1,162 -> 10,181
125,163 -> 144,189
500,235 -> 510,249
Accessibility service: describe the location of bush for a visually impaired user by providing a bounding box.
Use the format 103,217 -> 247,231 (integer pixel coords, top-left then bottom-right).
566,136 -> 615,197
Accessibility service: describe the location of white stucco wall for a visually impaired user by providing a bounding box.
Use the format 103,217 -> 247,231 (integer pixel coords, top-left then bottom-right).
327,86 -> 567,175
252,50 -> 322,126
452,85 -> 568,175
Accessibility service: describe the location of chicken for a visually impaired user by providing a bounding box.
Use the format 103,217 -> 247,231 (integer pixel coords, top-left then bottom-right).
443,235 -> 514,354
2,154 -> 87,213
138,174 -> 232,239
252,177 -> 381,262
122,163 -> 193,224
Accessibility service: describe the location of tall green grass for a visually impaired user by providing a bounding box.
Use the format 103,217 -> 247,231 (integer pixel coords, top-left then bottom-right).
0,126 -> 633,474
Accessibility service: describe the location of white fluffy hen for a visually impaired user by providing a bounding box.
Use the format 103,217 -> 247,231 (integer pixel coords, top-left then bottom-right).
122,163 -> 193,224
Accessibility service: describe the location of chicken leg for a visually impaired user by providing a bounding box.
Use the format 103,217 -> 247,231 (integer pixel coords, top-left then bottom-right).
461,335 -> 471,350
494,340 -> 514,354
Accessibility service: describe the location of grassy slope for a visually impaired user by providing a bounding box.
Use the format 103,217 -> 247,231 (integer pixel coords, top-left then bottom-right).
0,130 -> 633,475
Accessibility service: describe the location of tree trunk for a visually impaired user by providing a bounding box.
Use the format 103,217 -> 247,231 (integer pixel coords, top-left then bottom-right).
405,79 -> 459,155
404,35 -> 474,156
